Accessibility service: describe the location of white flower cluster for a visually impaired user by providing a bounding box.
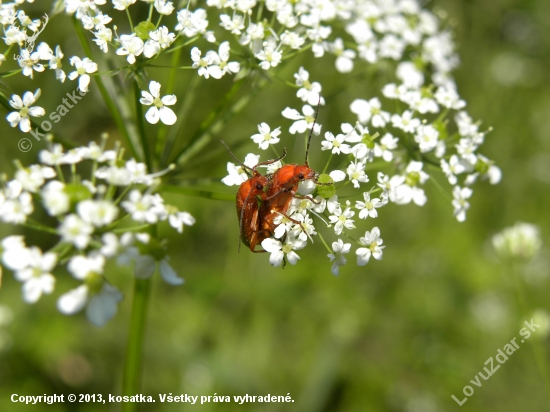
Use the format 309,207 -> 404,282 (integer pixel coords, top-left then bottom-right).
222,63 -> 500,275
1,0 -> 501,278
0,136 -> 194,325
492,223 -> 542,262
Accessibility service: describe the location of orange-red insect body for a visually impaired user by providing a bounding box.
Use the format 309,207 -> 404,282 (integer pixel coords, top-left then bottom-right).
236,173 -> 270,252
222,140 -> 286,252
259,164 -> 317,238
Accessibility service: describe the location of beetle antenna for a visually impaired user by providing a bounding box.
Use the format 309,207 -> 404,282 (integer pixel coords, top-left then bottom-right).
305,97 -> 321,168
254,148 -> 287,171
220,140 -> 254,177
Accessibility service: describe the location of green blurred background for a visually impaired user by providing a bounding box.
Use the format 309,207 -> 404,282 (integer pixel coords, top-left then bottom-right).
1,0 -> 550,410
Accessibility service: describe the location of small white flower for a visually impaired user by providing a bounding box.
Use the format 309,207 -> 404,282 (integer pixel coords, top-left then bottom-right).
396,61 -> 425,88
57,285 -> 88,315
58,214 -> 94,249
373,133 -> 398,162
221,153 -> 259,186
346,161 -> 369,188
492,223 -> 542,261
176,8 -> 209,36
350,98 -> 390,127
14,247 -> 57,303
441,155 -> 470,185
39,144 -> 65,165
190,47 -> 223,79
77,200 -> 119,227
322,131 -> 351,155
82,11 -> 112,30
355,192 -> 385,219
154,0 -> 174,15
121,190 -> 165,223
68,56 -> 98,92
329,38 -> 356,73
140,81 -> 177,125
112,0 -> 137,10
17,49 -> 45,79
327,239 -> 351,276
281,30 -> 304,49
219,13 -> 245,35
15,165 -> 55,192
42,181 -> 70,216
452,186 -> 473,222
435,86 -> 466,110
329,170 -> 346,183
261,237 -> 300,267
217,41 -> 240,76
282,105 -> 321,135
67,254 -> 105,280
294,67 -> 325,106
49,46 -> 66,82
167,209 -> 195,233
144,26 -> 175,58
6,89 -> 45,133
255,41 -> 282,70
391,110 -> 420,133
415,124 -> 439,153
93,27 -> 113,53
328,204 -> 355,235
0,191 -> 34,224
251,122 -> 281,150
116,34 -> 144,64
356,227 -> 384,266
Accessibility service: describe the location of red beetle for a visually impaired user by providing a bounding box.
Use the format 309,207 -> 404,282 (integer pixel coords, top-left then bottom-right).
221,141 -> 286,252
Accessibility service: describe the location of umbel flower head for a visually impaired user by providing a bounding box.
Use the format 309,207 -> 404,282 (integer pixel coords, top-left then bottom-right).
0,0 -> 501,280
0,135 -> 194,326
222,64 -> 500,275
492,223 -> 542,262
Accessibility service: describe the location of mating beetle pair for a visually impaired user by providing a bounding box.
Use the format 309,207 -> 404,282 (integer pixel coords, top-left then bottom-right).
223,103 -> 329,252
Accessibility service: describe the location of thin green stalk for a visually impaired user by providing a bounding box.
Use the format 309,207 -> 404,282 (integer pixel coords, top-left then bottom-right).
155,43 -> 185,160
161,185 -> 234,201
126,9 -> 134,31
428,175 -> 452,202
322,152 -> 333,174
72,17 -> 140,160
317,230 -> 333,254
134,80 -> 152,170
112,224 -> 152,234
510,264 -> 550,400
172,78 -> 268,168
22,221 -> 58,235
122,277 -> 152,412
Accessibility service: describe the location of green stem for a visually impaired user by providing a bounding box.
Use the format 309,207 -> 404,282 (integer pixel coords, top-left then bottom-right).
161,185 -> 234,201
122,277 -> 151,412
317,230 -> 333,254
22,221 -> 58,235
134,79 -> 152,170
155,44 -> 184,160
510,264 -> 550,400
73,17 -> 140,160
172,78 -> 268,168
